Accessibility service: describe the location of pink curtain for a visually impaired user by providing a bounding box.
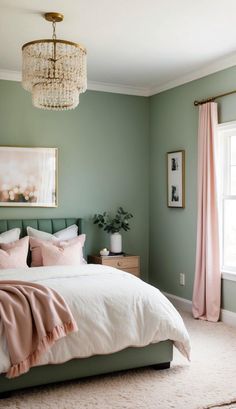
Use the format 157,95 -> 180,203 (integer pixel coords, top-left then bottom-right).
192,102 -> 221,322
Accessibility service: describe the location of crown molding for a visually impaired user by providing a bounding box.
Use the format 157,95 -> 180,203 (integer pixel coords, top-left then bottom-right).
149,53 -> 236,96
0,69 -> 21,82
0,69 -> 150,97
1,52 -> 236,97
87,80 -> 150,97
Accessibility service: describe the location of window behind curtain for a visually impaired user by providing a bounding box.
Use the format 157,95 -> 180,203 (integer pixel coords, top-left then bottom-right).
218,122 -> 236,273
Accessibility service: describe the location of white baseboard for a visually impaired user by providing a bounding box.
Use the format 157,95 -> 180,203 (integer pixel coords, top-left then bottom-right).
220,309 -> 236,327
163,292 -> 192,313
163,291 -> 236,328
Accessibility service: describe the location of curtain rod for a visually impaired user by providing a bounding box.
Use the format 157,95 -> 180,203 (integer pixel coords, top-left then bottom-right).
194,89 -> 236,106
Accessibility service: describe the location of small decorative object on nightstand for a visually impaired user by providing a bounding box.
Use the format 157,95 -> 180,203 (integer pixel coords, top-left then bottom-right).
100,248 -> 109,256
88,254 -> 140,277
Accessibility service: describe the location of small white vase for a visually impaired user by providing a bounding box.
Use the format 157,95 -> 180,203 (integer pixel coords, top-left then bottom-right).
110,232 -> 122,253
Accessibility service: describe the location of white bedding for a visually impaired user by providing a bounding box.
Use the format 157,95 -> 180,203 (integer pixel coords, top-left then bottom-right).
0,264 -> 190,374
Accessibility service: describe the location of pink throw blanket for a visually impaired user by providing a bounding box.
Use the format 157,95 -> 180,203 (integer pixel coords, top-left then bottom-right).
0,280 -> 78,378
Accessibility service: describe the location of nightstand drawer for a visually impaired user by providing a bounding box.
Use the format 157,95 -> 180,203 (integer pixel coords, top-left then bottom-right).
103,256 -> 139,270
125,267 -> 140,276
88,255 -> 140,277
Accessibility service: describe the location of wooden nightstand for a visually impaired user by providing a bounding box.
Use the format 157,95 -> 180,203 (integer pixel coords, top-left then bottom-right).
88,254 -> 140,277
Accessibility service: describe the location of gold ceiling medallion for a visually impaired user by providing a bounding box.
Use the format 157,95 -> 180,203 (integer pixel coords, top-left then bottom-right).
22,12 -> 87,111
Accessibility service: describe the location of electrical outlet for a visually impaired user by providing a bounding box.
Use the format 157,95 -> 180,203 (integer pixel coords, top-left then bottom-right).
179,273 -> 185,286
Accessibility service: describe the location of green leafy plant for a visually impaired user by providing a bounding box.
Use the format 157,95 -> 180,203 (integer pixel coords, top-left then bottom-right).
93,207 -> 133,234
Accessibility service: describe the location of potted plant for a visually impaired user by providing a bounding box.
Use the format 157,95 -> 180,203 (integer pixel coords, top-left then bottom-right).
93,207 -> 133,254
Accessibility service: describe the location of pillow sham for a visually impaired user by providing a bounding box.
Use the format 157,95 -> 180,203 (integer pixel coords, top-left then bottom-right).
0,236 -> 29,269
41,238 -> 85,267
27,224 -> 78,241
0,228 -> 21,244
29,234 -> 86,267
54,224 -> 78,240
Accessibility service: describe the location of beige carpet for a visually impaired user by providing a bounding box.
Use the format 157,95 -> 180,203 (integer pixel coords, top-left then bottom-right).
1,311 -> 236,409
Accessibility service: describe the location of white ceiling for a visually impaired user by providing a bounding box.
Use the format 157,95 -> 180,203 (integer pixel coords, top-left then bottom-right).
1,0 -> 236,96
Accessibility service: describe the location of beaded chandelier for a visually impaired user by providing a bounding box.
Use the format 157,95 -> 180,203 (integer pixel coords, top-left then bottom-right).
22,12 -> 87,111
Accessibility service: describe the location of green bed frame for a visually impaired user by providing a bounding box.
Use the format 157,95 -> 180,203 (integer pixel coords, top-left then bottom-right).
0,218 -> 173,395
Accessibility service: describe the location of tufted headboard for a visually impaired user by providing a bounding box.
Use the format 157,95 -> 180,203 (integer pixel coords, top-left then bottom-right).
0,218 -> 83,237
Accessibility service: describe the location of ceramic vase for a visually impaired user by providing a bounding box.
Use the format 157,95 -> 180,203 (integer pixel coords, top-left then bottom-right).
110,232 -> 122,253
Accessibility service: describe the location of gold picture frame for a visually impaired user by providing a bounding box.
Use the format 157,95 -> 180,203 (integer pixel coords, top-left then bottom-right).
0,146 -> 58,207
167,150 -> 185,208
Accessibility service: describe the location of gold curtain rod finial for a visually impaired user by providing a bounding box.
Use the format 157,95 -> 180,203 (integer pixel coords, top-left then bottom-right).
44,12 -> 64,23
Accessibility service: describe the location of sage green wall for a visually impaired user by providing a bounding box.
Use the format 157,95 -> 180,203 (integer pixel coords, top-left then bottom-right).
2,67 -> 236,311
0,80 -> 150,280
149,65 -> 236,312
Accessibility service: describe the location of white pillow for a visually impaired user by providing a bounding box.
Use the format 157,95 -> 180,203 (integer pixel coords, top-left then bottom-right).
0,228 -> 21,244
27,224 -> 78,241
54,224 -> 78,240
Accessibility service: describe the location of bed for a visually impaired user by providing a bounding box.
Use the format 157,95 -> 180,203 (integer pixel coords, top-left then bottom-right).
0,217 -> 190,396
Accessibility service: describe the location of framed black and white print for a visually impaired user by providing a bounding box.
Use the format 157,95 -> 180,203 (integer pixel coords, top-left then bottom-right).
167,150 -> 185,208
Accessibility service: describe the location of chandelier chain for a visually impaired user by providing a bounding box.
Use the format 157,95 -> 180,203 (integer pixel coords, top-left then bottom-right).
52,21 -> 57,40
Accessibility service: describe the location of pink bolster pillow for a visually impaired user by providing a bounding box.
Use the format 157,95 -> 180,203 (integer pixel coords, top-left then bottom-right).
0,236 -> 29,269
29,235 -> 86,267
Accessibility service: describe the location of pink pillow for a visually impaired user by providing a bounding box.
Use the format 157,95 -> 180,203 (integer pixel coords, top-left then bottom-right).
29,235 -> 86,267
0,236 -> 29,269
41,237 -> 85,266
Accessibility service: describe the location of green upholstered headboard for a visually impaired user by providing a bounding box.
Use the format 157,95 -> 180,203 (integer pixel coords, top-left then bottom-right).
0,218 -> 83,237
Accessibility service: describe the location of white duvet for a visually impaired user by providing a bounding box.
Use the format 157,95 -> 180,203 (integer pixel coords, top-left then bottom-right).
0,264 -> 190,374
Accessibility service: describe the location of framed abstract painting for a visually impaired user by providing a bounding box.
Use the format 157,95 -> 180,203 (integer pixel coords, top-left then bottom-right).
0,147 -> 57,207
167,150 -> 185,208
